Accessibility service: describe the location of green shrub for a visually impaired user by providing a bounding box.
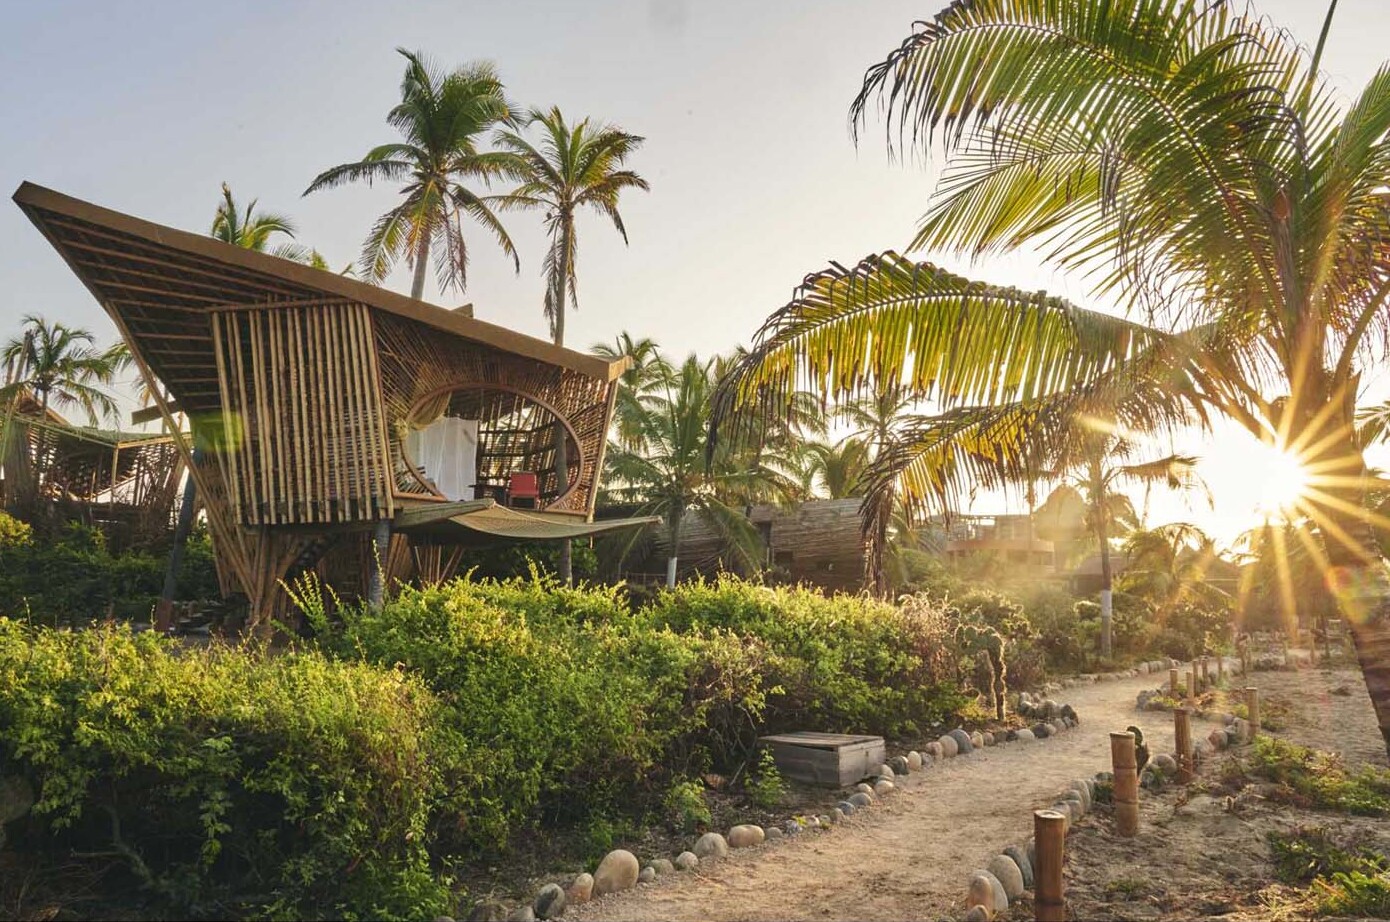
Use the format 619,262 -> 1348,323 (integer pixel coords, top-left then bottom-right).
0,619 -> 450,919
1269,827 -> 1387,884
746,748 -> 786,809
1252,737 -> 1390,816
1318,871 -> 1390,917
662,778 -> 711,832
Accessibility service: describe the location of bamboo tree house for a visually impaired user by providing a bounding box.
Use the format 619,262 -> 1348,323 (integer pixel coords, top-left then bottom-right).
14,182 -> 654,627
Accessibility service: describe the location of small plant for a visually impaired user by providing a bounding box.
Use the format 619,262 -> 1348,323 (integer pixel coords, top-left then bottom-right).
1317,871 -> 1390,917
746,748 -> 787,809
1092,779 -> 1114,805
663,778 -> 711,832
1252,738 -> 1390,817
1269,827 -> 1387,884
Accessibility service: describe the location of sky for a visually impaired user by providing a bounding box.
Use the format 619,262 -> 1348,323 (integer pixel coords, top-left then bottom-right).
0,0 -> 1385,549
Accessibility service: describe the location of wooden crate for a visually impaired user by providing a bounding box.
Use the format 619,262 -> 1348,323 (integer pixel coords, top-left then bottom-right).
757,732 -> 886,787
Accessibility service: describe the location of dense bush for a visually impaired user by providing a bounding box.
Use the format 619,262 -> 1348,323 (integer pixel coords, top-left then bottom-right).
0,619 -> 450,919
0,521 -> 219,625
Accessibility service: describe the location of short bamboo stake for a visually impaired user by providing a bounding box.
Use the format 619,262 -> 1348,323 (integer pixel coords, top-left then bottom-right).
1201,657 -> 1210,686
1174,708 -> 1195,784
1217,655 -> 1224,683
1170,667 -> 1180,698
1111,731 -> 1139,837
1246,687 -> 1260,741
1191,662 -> 1200,699
1034,809 -> 1067,922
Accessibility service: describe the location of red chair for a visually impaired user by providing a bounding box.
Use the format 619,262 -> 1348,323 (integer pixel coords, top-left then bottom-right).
508,472 -> 540,509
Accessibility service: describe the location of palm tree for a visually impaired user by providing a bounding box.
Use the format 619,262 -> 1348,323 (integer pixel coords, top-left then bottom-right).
800,436 -> 873,499
1122,522 -> 1230,615
495,107 -> 648,347
211,183 -> 313,262
710,1 -> 1390,755
305,49 -> 518,300
593,332 -> 672,452
607,355 -> 794,587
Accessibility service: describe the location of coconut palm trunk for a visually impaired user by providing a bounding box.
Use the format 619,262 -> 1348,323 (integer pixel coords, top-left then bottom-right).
410,232 -> 431,301
1097,505 -> 1114,660
666,502 -> 683,588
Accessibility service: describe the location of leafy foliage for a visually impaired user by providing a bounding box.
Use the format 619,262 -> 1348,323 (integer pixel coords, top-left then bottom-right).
0,620 -> 450,919
1252,737 -> 1390,817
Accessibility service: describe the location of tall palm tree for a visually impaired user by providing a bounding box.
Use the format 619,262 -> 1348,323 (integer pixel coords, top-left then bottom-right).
710,1 -> 1390,755
800,436 -> 873,499
1122,522 -> 1229,615
305,49 -> 518,300
495,106 -> 648,347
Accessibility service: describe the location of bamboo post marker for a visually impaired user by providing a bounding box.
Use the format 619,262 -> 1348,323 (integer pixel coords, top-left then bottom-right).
1034,809 -> 1067,922
1246,687 -> 1260,741
1191,663 -> 1199,699
1217,655 -> 1224,682
1170,667 -> 1180,698
1174,708 -> 1194,784
1111,730 -> 1139,837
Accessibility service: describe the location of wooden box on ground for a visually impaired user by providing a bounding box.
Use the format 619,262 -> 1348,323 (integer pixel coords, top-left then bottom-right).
757,732 -> 886,787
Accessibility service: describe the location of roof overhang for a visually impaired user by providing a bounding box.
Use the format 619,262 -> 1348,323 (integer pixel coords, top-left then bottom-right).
393,498 -> 659,544
12,181 -> 629,383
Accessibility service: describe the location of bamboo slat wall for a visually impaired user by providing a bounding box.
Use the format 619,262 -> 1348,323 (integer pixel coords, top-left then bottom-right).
210,301 -> 392,526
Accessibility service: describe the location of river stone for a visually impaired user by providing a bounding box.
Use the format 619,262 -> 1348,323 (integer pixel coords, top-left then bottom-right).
674,851 -> 699,871
1225,727 -> 1241,747
1014,728 -> 1036,742
594,849 -> 641,895
967,872 -> 997,916
648,858 -> 674,876
988,854 -> 1026,899
783,819 -> 802,836
1069,779 -> 1092,811
566,872 -> 594,904
1051,720 -> 1066,735
976,869 -> 1009,913
765,825 -> 784,841
468,901 -> 507,922
637,867 -> 656,884
938,734 -> 960,757
1003,844 -> 1034,890
949,728 -> 975,754
981,731 -> 996,746
874,779 -> 895,797
837,800 -> 857,816
1063,790 -> 1086,815
534,884 -> 566,920
907,750 -> 923,770
1032,722 -> 1052,739
889,755 -> 911,776
849,792 -> 873,808
728,824 -> 765,848
693,832 -> 728,860
926,741 -> 944,760
506,907 -> 536,922
873,763 -> 895,782
970,731 -> 986,749
963,907 -> 990,922
1051,804 -> 1073,833
1153,753 -> 1178,776
1209,728 -> 1228,750
856,782 -> 875,797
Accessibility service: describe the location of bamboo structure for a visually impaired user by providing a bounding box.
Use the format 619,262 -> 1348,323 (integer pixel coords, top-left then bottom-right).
14,182 -> 648,628
1111,730 -> 1139,836
1174,708 -> 1194,784
1170,667 -> 1180,698
1034,809 -> 1067,922
1246,687 -> 1261,741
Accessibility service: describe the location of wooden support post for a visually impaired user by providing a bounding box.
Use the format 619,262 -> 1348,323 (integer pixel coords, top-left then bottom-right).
1034,809 -> 1067,922
1111,731 -> 1139,837
1217,655 -> 1224,683
1174,708 -> 1194,784
1191,662 -> 1200,698
1245,687 -> 1260,741
1170,667 -> 1180,698
155,446 -> 202,633
1201,657 -> 1210,686
368,520 -> 391,610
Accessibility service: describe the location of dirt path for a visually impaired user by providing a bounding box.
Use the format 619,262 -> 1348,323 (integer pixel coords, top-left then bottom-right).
572,671 -> 1200,922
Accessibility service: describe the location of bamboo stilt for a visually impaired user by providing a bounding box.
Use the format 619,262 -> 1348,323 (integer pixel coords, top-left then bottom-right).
1246,687 -> 1260,741
1034,809 -> 1067,922
1174,708 -> 1194,784
1111,731 -> 1139,837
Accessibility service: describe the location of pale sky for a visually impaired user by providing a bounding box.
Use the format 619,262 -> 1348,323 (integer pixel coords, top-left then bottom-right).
1,0 -> 1385,548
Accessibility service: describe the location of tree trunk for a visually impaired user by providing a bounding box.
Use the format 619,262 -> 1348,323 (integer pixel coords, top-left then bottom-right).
1098,496 -> 1114,659
1313,432 -> 1390,757
666,505 -> 683,588
155,447 -> 202,632
552,217 -> 574,583
409,232 -> 431,301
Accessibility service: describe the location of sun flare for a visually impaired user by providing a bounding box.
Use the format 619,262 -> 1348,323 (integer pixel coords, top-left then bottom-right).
1252,441 -> 1311,519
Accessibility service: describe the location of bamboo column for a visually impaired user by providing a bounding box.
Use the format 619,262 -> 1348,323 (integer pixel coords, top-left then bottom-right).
1217,655 -> 1224,683
1034,809 -> 1067,922
1170,667 -> 1180,698
1111,731 -> 1139,836
1246,687 -> 1260,741
1191,662 -> 1200,699
1174,708 -> 1194,784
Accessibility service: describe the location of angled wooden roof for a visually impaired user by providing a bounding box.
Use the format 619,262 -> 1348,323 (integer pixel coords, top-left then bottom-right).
12,181 -> 626,385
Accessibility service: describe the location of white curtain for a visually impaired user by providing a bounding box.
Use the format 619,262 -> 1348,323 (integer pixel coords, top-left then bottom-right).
405,417 -> 479,501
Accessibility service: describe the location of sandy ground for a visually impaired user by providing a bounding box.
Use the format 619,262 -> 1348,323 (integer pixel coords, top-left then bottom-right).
570,670 -> 1204,922
1062,663 -> 1389,921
